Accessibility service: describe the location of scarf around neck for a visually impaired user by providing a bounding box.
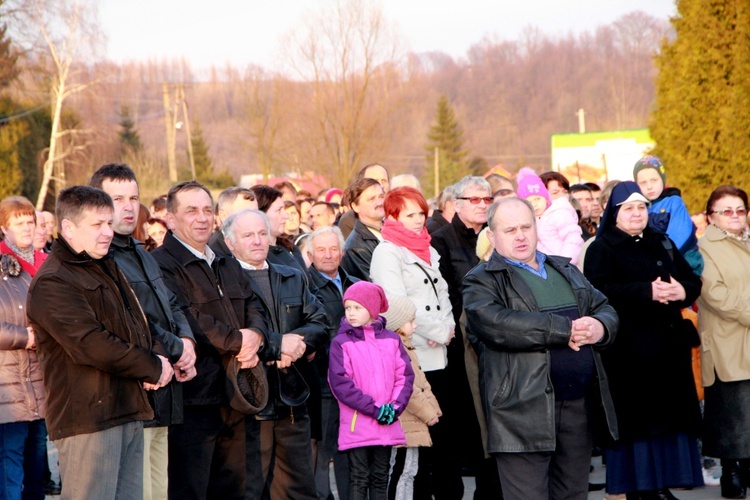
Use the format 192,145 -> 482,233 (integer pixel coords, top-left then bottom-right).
381,218 -> 432,265
0,240 -> 47,277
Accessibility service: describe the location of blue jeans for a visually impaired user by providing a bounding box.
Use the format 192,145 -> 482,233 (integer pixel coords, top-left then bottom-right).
0,419 -> 47,500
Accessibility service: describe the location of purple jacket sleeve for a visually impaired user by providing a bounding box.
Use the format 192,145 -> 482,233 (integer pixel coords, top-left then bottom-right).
327,336 -> 379,418
390,336 -> 415,416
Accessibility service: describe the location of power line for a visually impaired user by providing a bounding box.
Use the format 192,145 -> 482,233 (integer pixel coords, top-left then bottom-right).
0,104 -> 47,124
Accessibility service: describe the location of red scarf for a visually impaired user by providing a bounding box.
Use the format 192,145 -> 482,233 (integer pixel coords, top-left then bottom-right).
0,240 -> 47,277
381,219 -> 432,265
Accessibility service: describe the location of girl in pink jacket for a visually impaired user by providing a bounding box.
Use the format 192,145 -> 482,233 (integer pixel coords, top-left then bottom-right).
517,167 -> 583,265
328,281 -> 414,499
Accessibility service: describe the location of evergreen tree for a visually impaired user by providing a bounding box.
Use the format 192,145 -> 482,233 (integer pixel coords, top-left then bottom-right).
423,95 -> 469,196
0,98 -> 25,198
650,0 -> 750,211
186,120 -> 233,189
118,106 -> 141,155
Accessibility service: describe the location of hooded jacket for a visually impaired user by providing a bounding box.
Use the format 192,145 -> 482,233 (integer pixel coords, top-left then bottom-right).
328,317 -> 414,451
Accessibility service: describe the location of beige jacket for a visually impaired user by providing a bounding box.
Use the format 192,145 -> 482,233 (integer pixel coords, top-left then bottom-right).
697,224 -> 750,386
397,334 -> 442,448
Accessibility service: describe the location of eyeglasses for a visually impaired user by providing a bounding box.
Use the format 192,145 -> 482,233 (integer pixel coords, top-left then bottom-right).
456,196 -> 493,205
712,208 -> 748,217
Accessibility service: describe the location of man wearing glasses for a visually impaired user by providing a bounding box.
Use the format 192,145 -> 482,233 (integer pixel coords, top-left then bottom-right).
429,175 -> 499,499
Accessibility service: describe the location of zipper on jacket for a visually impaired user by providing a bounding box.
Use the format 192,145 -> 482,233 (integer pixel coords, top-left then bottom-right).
350,411 -> 357,432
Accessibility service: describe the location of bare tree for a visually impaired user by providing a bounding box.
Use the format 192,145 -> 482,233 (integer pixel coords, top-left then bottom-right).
9,0 -> 101,209
236,67 -> 287,182
283,0 -> 403,184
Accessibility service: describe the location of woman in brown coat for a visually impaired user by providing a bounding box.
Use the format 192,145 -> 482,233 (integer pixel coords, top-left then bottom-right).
0,196 -> 48,500
698,185 -> 750,498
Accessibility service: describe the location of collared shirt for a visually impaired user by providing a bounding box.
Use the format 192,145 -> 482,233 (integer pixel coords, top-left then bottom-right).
316,269 -> 342,294
173,234 -> 215,265
238,259 -> 269,271
503,250 -> 548,279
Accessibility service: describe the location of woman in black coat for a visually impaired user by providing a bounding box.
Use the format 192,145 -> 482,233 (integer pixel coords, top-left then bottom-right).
584,181 -> 703,499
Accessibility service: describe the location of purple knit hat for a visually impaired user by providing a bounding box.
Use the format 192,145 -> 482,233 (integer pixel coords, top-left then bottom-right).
343,281 -> 389,320
516,167 -> 551,208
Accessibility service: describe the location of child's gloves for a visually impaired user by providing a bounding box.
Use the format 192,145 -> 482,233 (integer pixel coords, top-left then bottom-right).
376,403 -> 397,425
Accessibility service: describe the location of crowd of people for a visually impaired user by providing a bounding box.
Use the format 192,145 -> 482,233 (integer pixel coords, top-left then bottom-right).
0,156 -> 747,500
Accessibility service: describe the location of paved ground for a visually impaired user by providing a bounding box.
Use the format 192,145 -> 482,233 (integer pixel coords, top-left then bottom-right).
45,454 -> 727,499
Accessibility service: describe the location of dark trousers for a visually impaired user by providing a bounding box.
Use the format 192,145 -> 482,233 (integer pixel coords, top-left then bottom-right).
494,397 -> 592,500
168,405 -> 246,500
414,368 -> 465,500
348,445 -> 391,500
246,413 -> 317,500
315,395 -> 350,500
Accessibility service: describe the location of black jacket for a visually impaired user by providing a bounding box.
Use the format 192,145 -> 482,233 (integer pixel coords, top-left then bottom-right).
28,238 -> 162,440
242,262 -> 327,420
152,232 -> 268,406
340,220 -> 380,281
584,226 -> 702,441
431,214 -> 485,329
308,265 -> 359,393
426,210 -> 449,235
462,252 -> 619,453
110,233 -> 196,426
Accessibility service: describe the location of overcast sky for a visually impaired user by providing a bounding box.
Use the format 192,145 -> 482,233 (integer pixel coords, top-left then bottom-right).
100,0 -> 677,71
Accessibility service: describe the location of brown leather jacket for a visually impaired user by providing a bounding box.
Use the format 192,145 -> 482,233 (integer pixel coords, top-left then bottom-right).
28,239 -> 162,440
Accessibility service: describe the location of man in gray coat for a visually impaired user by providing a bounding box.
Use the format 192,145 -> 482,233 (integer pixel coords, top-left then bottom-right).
462,197 -> 619,500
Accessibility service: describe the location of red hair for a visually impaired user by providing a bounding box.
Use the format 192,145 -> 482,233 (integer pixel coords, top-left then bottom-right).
384,187 -> 428,220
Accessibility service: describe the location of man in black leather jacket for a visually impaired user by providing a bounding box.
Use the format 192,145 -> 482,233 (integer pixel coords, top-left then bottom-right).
91,164 -> 197,500
463,197 -> 619,500
152,181 -> 268,499
223,209 -> 326,500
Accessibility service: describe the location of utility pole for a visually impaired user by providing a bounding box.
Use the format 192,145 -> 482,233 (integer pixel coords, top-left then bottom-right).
576,108 -> 586,134
162,83 -> 178,183
434,147 -> 440,198
178,84 -> 196,180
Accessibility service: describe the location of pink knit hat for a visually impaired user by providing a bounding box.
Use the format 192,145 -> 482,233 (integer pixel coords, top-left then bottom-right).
325,188 -> 344,204
516,167 -> 551,208
343,281 -> 389,320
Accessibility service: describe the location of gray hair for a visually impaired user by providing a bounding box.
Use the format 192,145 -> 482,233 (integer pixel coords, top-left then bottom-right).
452,176 -> 491,201
390,174 -> 422,191
487,197 -> 535,231
306,225 -> 346,256
222,209 -> 271,243
438,185 -> 455,210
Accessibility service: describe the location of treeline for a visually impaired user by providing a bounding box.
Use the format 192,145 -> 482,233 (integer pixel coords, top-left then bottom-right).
3,10 -> 669,203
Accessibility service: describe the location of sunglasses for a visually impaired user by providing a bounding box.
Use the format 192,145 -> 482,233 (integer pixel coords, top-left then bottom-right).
712,208 -> 748,217
456,196 -> 493,205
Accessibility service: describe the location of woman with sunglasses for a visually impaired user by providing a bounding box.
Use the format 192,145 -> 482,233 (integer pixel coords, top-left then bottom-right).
698,186 -> 750,499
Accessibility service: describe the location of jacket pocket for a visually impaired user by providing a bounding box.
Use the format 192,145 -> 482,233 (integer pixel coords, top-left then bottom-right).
490,352 -> 512,407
